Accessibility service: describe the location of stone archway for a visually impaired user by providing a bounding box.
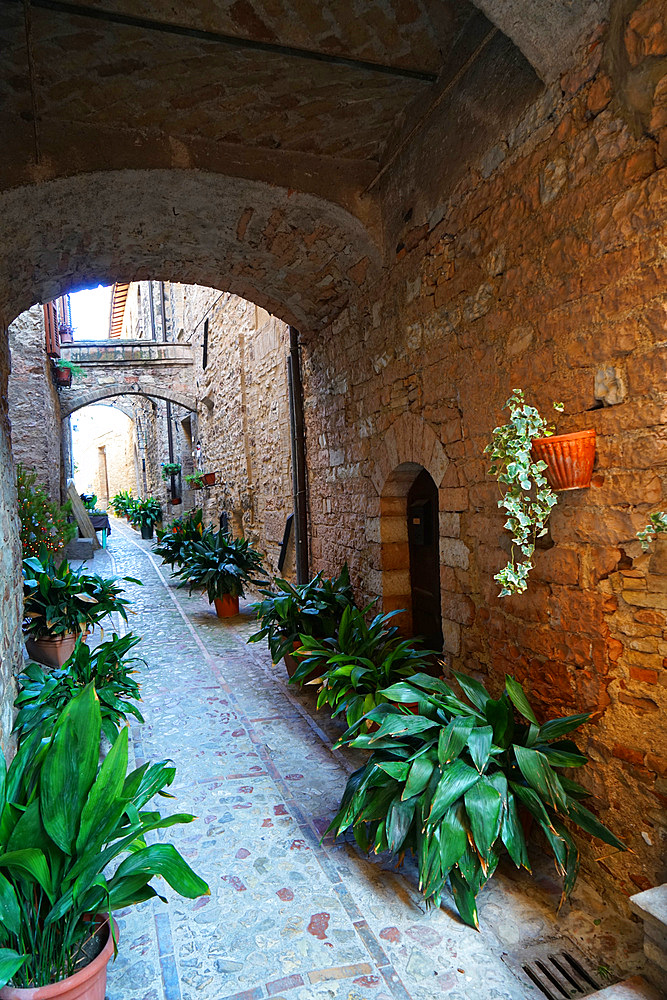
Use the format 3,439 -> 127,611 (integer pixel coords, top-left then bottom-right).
370,412 -> 449,641
61,384 -> 197,418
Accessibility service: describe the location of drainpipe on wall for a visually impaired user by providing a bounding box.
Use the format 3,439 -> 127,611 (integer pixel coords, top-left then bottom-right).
287,326 -> 309,584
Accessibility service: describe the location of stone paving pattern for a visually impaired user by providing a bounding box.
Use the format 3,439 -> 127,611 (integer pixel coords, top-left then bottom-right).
89,521 -> 645,1000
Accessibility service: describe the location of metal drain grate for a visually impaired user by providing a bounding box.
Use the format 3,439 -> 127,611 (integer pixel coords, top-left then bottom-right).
501,940 -> 607,999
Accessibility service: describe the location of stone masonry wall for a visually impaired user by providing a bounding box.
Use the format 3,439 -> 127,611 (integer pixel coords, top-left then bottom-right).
8,305 -> 62,499
0,324 -> 20,757
164,284 -> 294,580
303,5 -> 667,908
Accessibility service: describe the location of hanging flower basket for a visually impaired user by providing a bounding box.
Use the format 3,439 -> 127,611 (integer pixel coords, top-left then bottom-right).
202,472 -> 216,487
531,429 -> 596,491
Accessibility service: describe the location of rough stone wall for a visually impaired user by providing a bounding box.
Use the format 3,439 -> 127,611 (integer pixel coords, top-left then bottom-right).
178,288 -> 294,580
0,325 -> 20,756
7,305 -> 62,499
303,9 -> 667,906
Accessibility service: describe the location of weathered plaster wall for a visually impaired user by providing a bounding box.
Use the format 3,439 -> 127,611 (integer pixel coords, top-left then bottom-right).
303,9 -> 667,906
72,406 -> 137,505
8,305 -> 62,499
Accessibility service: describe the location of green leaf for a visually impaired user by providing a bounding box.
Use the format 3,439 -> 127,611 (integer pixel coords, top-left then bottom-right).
377,761 -> 409,781
468,726 -> 494,773
0,850 -> 53,900
513,745 -> 568,812
484,696 -> 513,748
539,714 -> 590,740
111,843 -> 210,899
567,801 -> 626,851
450,867 -> 479,930
386,796 -> 416,852
0,948 -> 28,991
41,686 -> 100,854
501,792 -> 530,870
429,760 -> 480,826
438,804 -> 468,874
403,758 -> 435,801
464,777 -> 503,857
505,677 -> 538,725
453,671 -> 490,712
438,717 -> 475,767
76,728 -> 129,853
0,874 -> 21,935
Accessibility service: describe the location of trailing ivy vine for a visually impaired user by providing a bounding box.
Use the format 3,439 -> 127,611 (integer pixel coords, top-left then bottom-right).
637,511 -> 667,550
485,390 -> 562,596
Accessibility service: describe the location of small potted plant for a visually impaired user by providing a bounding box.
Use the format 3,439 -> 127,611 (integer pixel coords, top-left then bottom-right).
330,671 -> 626,930
293,606 -> 433,728
80,493 -> 98,511
176,528 -> 266,617
22,551 -> 139,667
154,509 -> 204,570
185,471 -> 205,490
15,632 -> 145,745
130,497 -> 162,540
249,566 -> 355,676
53,358 -> 86,387
110,490 -> 134,519
0,685 -> 209,996
161,462 -> 182,481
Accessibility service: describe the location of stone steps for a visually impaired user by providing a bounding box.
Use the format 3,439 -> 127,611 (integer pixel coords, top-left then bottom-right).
587,975 -> 662,999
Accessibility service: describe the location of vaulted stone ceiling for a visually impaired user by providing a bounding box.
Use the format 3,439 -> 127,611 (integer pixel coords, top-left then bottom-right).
0,0 -> 613,329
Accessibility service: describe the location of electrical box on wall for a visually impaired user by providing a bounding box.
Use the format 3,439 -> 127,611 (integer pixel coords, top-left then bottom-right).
408,499 -> 432,547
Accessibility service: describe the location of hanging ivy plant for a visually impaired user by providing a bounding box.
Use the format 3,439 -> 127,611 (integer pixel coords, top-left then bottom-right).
485,390 -> 562,596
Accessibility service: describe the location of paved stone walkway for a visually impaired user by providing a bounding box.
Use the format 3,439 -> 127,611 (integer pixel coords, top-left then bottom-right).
85,520 -> 643,1000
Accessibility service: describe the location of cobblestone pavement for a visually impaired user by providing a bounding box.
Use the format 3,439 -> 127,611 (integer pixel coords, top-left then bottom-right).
84,520 -> 643,1000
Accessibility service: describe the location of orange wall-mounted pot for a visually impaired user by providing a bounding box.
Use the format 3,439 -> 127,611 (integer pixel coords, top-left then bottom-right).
531,429 -> 596,491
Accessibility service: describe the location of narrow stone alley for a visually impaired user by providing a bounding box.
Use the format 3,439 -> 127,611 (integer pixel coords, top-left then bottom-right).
89,520 -> 643,1000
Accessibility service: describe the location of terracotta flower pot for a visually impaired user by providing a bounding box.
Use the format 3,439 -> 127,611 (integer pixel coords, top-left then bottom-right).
25,633 -> 77,669
202,472 -> 216,487
531,429 -> 596,491
170,497 -> 181,506
214,594 -> 239,618
54,368 -> 72,388
0,918 -> 117,1000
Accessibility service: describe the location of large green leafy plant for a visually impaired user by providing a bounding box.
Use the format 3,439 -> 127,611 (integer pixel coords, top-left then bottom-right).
292,606 -> 434,727
16,464 -> 76,558
15,633 -> 145,744
109,491 -> 134,518
0,684 -> 209,990
248,565 -> 356,662
485,390 -> 562,596
129,497 -> 162,529
176,528 -> 266,602
329,672 -> 625,929
22,552 -> 139,639
154,508 -> 204,569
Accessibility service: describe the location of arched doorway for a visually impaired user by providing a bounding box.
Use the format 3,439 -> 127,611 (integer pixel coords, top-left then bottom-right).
381,461 -> 443,651
407,469 -> 443,651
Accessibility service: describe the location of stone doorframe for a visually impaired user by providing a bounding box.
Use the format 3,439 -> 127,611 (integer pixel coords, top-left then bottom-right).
368,412 -> 450,639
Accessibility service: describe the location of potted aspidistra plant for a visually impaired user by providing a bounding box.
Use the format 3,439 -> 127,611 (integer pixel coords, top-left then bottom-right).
130,497 -> 162,540
330,671 -> 626,930
0,684 -> 209,996
154,509 -> 204,570
249,565 -> 356,676
15,632 -> 145,745
292,605 -> 434,728
22,551 -> 140,667
176,528 -> 266,618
